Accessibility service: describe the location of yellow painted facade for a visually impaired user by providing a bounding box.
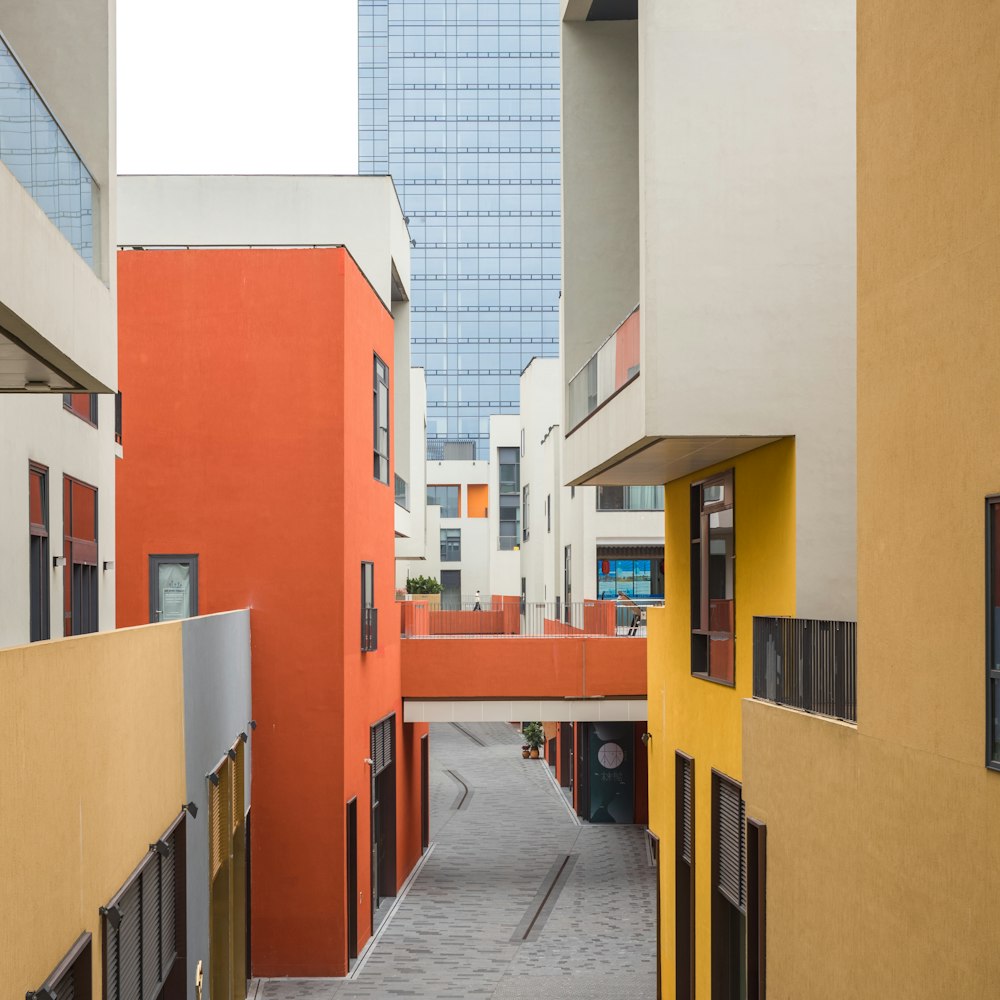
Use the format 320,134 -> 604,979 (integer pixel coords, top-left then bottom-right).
740,2 -> 1000,996
1,624 -> 187,999
648,438 -> 795,999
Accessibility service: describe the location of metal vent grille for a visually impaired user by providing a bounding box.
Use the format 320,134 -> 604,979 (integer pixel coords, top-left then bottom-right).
680,756 -> 693,865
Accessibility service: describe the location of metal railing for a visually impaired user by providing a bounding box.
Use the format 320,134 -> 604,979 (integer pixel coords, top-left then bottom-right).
361,607 -> 379,652
498,534 -> 518,551
394,474 -> 409,511
567,304 -> 640,430
752,616 -> 857,723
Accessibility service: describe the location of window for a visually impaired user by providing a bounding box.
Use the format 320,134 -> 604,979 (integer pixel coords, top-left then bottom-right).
102,815 -> 186,1000
29,463 -> 49,641
63,476 -> 98,636
440,528 -> 462,562
427,484 -> 460,518
546,494 -> 551,533
373,355 -> 390,484
362,562 -> 377,652
498,446 -> 520,495
691,471 -> 735,683
63,392 -> 98,426
596,485 -> 665,511
149,555 -> 199,622
676,753 -> 695,1000
522,484 -> 530,541
711,771 -> 746,1000
988,497 -> 1000,767
27,932 -> 92,1000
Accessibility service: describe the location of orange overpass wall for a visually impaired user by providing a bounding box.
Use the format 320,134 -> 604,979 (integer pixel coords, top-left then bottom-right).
400,637 -> 646,700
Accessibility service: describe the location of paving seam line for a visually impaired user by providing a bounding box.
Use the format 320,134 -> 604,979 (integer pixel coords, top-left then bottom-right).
540,759 -> 582,827
444,767 -> 473,810
450,721 -> 488,746
510,851 -> 579,944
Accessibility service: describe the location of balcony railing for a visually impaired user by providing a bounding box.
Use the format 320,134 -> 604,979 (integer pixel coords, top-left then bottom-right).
567,304 -> 640,430
752,616 -> 857,723
362,607 -> 378,652
394,473 -> 409,511
498,534 -> 518,551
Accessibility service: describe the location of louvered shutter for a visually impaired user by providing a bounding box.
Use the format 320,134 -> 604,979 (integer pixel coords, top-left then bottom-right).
118,878 -> 143,1000
105,913 -> 120,1000
680,756 -> 693,865
371,717 -> 394,776
714,774 -> 746,912
141,861 -> 161,999
210,770 -> 225,877
160,835 -> 177,970
50,963 -> 76,1000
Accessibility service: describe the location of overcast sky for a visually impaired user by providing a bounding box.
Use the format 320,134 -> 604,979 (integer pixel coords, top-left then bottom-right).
117,0 -> 359,175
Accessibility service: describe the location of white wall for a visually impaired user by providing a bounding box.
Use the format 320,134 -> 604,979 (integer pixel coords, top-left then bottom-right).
0,394 -> 117,646
117,174 -> 410,312
560,2 -> 857,619
426,457 -> 491,599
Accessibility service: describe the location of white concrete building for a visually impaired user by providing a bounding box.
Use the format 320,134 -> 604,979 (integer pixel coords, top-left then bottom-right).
0,0 -> 118,647
518,357 -> 664,618
559,0 -> 856,619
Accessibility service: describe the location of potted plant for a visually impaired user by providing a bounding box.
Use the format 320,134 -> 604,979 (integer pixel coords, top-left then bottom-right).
521,744 -> 531,759
521,722 -> 545,760
406,574 -> 443,609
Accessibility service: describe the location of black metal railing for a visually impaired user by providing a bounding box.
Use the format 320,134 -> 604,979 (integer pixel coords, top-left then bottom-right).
394,473 -> 409,511
114,391 -> 122,446
752,616 -> 857,722
362,607 -> 379,652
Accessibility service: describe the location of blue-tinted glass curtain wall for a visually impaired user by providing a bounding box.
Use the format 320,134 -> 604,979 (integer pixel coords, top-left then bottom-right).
359,0 -> 561,458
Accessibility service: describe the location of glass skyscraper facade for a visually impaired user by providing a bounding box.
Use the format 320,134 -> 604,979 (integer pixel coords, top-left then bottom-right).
359,0 -> 561,458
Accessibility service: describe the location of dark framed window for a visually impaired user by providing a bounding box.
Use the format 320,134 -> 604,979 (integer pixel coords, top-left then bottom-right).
63,392 -> 98,426
362,561 -> 377,652
427,484 -> 460,518
564,546 -> 572,606
675,752 -> 695,1000
546,494 -> 551,533
101,813 -> 186,1000
499,494 -> 520,550
747,819 -> 767,1000
987,497 -> 1000,768
373,354 -> 390,484
29,462 -> 50,641
711,770 -> 746,1000
522,484 -> 530,541
597,485 -> 664,512
691,471 -> 735,683
498,447 -> 520,495
149,554 -> 199,623
27,931 -> 92,1000
63,475 -> 98,636
440,528 -> 461,562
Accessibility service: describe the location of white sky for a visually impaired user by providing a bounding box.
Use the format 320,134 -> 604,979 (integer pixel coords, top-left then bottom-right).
117,0 -> 359,174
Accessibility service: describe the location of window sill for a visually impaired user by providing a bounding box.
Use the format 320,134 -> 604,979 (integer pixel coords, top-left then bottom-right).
690,671 -> 736,689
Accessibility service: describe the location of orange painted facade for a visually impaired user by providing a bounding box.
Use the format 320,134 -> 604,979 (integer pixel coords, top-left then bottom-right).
466,483 -> 488,518
400,636 -> 646,700
116,247 -> 426,977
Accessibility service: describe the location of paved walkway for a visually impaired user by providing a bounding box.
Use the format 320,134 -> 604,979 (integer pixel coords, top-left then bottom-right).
255,722 -> 657,999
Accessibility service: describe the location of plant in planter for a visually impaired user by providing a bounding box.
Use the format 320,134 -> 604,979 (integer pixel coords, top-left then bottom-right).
521,722 -> 545,760
406,574 -> 443,595
521,744 -> 531,759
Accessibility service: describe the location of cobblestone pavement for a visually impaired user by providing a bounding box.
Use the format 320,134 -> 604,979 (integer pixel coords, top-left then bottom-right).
255,721 -> 657,999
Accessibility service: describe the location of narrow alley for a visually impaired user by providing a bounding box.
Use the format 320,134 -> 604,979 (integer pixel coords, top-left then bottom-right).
255,722 -> 658,999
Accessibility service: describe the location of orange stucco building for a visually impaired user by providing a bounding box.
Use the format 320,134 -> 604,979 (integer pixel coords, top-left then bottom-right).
115,176 -> 423,978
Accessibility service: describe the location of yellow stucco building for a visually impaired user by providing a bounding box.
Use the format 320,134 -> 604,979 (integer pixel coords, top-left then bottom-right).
739,2 -> 1000,996
648,440 -> 797,999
